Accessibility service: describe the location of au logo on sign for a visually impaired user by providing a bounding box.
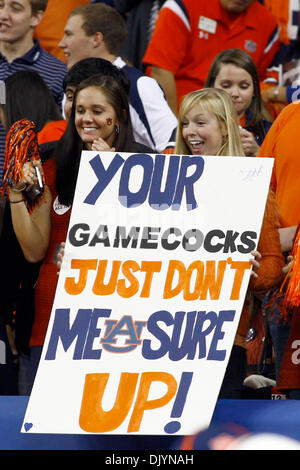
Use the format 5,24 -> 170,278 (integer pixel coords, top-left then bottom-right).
101,316 -> 147,353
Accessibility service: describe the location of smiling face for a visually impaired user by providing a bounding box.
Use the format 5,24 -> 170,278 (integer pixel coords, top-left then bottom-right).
64,84 -> 76,121
59,14 -> 96,69
0,0 -> 41,44
181,104 -> 226,156
74,85 -> 119,149
213,63 -> 254,118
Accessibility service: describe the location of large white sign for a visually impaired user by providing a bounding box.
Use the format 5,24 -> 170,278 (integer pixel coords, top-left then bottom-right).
22,152 -> 273,435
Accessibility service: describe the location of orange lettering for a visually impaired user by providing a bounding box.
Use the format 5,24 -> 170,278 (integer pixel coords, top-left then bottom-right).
164,259 -> 228,300
183,260 -> 204,300
92,260 -> 122,295
127,372 -> 177,432
64,259 -> 97,295
200,260 -> 227,300
117,260 -> 140,297
140,261 -> 162,297
163,260 -> 186,299
228,258 -> 251,299
79,372 -> 138,433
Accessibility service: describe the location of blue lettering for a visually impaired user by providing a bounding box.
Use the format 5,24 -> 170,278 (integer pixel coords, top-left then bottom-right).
119,154 -> 153,208
142,309 -> 236,361
169,311 -> 197,361
148,154 -> 180,210
84,153 -> 125,205
188,310 -> 218,359
45,306 -> 235,362
172,156 -> 204,210
83,153 -> 205,210
83,309 -> 112,359
207,310 -> 235,360
142,310 -> 173,359
45,308 -> 111,360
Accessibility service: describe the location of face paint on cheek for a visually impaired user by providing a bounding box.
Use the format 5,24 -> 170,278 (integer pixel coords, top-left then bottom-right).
106,118 -> 112,126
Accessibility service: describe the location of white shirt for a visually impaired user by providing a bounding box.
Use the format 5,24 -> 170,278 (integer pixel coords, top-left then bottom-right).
114,56 -> 177,152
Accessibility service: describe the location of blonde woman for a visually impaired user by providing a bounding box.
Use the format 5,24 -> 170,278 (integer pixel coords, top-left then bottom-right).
175,88 -> 285,399
175,88 -> 244,157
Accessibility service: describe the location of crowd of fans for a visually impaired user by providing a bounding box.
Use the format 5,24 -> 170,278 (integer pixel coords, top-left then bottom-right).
0,0 -> 299,410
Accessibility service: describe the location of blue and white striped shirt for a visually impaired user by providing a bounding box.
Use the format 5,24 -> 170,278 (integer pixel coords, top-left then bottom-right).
0,39 -> 67,180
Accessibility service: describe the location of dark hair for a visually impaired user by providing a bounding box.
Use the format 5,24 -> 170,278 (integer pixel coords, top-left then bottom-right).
2,70 -> 62,131
29,0 -> 48,13
70,4 -> 127,55
205,48 -> 263,130
63,57 -> 130,95
55,74 -> 134,206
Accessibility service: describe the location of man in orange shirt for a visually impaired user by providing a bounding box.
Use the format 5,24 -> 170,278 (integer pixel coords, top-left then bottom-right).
258,101 -> 300,230
143,0 -> 279,114
258,102 -> 300,399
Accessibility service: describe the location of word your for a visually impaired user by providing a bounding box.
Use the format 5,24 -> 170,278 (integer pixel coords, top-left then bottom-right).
68,224 -> 257,254
84,153 -> 204,210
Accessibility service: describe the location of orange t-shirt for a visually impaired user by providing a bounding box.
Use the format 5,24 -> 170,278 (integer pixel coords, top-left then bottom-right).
263,0 -> 294,44
258,101 -> 300,227
143,0 -> 279,108
37,120 -> 67,145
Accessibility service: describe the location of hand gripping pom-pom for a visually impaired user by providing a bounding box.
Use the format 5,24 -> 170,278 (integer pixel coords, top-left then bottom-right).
1,119 -> 43,212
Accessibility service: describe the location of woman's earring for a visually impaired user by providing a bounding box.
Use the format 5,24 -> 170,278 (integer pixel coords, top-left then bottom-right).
115,124 -> 120,134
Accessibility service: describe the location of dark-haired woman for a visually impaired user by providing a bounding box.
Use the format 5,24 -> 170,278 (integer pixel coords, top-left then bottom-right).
8,74 -> 154,393
0,69 -> 66,145
205,48 -> 272,157
0,70 -> 66,395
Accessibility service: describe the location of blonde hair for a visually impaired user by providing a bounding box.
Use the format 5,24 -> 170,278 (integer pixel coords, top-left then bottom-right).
175,88 -> 245,156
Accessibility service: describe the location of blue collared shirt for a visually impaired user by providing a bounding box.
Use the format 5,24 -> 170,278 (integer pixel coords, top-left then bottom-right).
0,39 -> 67,180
